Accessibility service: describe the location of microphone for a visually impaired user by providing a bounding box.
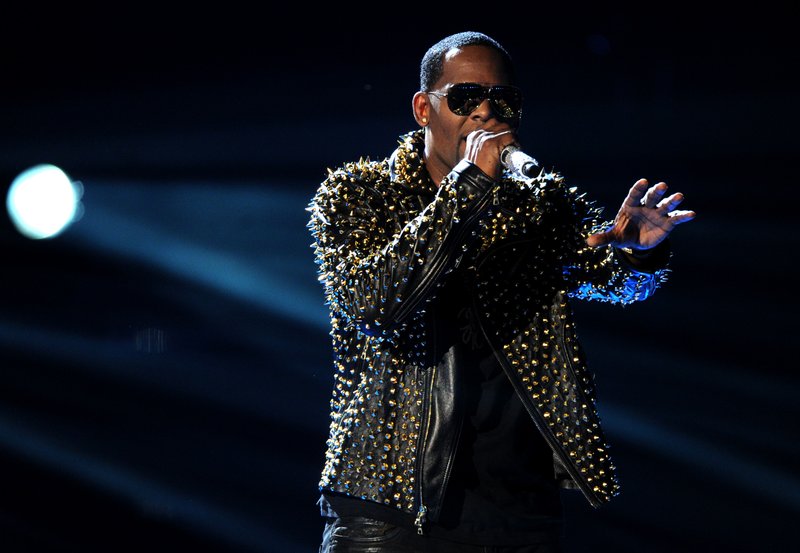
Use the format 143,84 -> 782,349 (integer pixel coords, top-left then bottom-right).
500,144 -> 539,178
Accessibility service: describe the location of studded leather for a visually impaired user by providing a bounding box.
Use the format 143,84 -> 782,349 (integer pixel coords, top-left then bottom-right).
307,129 -> 670,520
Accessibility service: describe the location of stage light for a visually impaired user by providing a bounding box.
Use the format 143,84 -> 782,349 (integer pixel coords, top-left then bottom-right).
6,164 -> 83,239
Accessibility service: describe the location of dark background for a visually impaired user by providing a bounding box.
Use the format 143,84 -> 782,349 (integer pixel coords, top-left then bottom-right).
1,5 -> 798,552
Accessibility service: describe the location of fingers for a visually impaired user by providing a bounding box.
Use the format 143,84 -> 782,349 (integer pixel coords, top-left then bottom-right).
464,128 -> 517,179
641,182 -> 668,208
464,129 -> 515,157
630,180 -> 695,221
627,179 -> 674,208
586,230 -> 612,248
667,209 -> 697,225
656,192 -> 684,214
653,189 -> 696,225
624,178 -> 650,207
485,129 -> 516,150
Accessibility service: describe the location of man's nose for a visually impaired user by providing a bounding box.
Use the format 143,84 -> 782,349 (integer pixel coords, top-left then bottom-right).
470,98 -> 496,120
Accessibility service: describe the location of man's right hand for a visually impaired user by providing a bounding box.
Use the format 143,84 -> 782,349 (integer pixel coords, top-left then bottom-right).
463,128 -> 517,180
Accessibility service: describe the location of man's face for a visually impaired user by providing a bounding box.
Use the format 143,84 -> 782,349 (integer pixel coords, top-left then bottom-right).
422,45 -> 518,181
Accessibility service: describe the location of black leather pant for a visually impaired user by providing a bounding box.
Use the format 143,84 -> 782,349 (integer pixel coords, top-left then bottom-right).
318,516 -> 563,553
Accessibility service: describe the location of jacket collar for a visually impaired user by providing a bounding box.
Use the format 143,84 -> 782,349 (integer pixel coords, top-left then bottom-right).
389,129 -> 437,195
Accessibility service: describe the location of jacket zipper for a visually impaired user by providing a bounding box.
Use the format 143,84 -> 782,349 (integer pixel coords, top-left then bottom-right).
414,364 -> 435,534
433,403 -> 463,518
408,182 -> 498,532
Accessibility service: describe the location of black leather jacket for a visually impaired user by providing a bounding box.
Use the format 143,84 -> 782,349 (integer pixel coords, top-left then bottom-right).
308,130 -> 670,533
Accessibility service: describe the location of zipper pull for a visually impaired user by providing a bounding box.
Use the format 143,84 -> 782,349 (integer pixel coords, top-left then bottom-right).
415,504 -> 428,535
493,185 -> 500,206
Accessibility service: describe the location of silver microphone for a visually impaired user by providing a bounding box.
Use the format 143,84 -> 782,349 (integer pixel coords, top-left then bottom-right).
501,144 -> 539,177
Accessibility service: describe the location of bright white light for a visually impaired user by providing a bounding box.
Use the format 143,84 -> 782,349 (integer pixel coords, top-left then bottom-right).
6,164 -> 83,239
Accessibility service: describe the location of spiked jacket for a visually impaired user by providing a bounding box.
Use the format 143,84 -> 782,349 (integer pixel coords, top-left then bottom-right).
307,130 -> 670,533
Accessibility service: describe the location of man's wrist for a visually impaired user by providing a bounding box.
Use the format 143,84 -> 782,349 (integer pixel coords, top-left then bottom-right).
616,241 -> 671,273
450,160 -> 495,195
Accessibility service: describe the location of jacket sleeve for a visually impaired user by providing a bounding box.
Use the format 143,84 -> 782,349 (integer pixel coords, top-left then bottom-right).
549,173 -> 672,305
308,160 -> 496,337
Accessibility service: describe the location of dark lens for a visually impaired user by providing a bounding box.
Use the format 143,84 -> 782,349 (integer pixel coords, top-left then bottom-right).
447,83 -> 486,116
489,86 -> 523,119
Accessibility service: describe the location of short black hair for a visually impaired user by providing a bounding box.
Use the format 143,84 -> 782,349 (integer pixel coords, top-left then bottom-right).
419,31 -> 515,91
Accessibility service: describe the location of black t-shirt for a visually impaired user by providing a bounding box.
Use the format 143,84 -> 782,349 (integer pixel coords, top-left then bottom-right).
425,269 -> 564,545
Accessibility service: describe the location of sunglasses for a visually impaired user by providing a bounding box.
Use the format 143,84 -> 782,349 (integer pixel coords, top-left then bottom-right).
428,82 -> 523,119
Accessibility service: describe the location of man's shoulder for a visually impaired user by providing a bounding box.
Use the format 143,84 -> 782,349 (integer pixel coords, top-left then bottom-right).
326,157 -> 391,186
308,156 -> 400,227
313,157 -> 392,202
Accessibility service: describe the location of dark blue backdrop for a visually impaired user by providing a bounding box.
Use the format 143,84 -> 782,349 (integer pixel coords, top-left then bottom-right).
1,6 -> 797,552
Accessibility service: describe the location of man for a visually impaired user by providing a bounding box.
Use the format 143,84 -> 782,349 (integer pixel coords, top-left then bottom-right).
307,31 -> 695,552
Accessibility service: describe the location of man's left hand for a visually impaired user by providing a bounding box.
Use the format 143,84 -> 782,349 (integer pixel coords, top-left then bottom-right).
586,178 -> 696,252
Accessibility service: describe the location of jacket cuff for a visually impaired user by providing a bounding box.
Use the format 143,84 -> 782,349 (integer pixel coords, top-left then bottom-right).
448,159 -> 495,198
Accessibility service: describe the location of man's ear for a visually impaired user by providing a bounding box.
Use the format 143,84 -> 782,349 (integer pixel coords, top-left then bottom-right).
412,92 -> 429,127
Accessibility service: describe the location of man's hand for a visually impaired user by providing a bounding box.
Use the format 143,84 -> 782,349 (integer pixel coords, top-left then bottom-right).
586,178 -> 696,251
464,127 -> 515,181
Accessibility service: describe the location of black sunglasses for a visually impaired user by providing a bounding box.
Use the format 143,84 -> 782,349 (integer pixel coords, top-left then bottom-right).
428,82 -> 523,119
